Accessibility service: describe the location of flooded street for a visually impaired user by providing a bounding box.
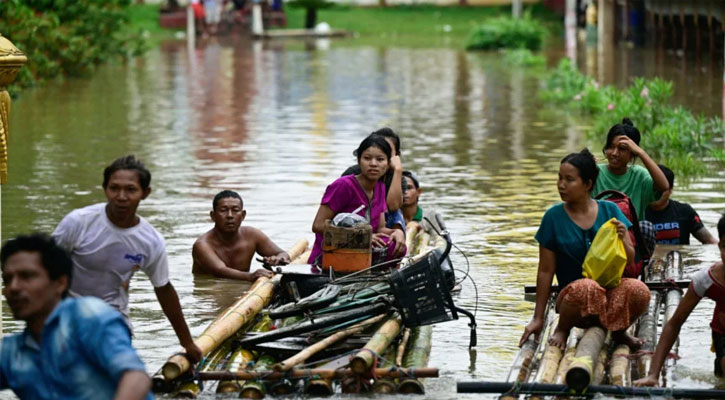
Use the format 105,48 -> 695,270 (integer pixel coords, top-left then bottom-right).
4,35 -> 725,397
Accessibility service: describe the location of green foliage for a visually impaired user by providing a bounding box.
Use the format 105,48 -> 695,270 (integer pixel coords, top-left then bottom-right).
540,59 -> 725,176
0,0 -> 145,90
465,16 -> 546,51
502,48 -> 545,68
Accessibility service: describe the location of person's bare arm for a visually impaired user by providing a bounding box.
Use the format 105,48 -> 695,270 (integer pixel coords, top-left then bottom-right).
693,227 -> 718,244
633,289 -> 701,387
620,136 -> 668,193
386,156 -> 403,212
192,240 -> 271,280
519,246 -> 556,346
154,282 -> 202,363
114,370 -> 151,400
312,204 -> 335,234
253,228 -> 291,265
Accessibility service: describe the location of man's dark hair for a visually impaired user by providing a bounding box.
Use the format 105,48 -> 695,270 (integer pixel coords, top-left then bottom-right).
213,190 -> 243,211
1,234 -> 72,297
403,171 -> 420,189
718,214 -> 725,239
103,155 -> 151,190
657,164 -> 675,190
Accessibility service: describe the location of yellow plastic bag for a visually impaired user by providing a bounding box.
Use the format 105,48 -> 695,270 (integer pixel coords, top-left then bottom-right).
581,218 -> 626,289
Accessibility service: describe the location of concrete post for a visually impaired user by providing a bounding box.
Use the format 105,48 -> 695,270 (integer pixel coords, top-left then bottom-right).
565,0 -> 578,64
0,34 -> 28,334
186,5 -> 195,50
512,0 -> 522,18
252,4 -> 264,36
598,0 -> 615,48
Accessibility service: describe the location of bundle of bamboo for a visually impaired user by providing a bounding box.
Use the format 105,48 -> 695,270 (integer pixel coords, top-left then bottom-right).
510,246 -> 689,395
156,223 -> 452,397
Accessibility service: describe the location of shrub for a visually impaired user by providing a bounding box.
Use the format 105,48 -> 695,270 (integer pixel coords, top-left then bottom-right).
541,59 -> 725,176
0,0 -> 145,91
465,16 -> 546,51
503,48 -> 545,68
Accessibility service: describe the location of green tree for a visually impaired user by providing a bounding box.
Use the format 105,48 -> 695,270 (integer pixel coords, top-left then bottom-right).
0,0 -> 144,90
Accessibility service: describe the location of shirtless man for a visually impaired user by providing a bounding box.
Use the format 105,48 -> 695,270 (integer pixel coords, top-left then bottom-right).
192,190 -> 291,281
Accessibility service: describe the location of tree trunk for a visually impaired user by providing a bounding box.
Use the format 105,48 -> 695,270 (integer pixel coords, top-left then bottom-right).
305,8 -> 317,29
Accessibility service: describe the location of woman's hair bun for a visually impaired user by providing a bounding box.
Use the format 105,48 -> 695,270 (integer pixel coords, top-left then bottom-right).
622,117 -> 633,126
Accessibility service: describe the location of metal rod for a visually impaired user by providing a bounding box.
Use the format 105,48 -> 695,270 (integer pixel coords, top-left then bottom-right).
457,381 -> 725,398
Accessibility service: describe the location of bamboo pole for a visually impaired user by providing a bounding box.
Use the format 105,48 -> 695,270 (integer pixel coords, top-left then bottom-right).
240,354 -> 276,399
268,379 -> 296,396
198,367 -> 439,381
414,231 -> 431,255
372,339 -> 400,394
565,327 -> 607,391
663,251 -> 683,371
636,290 -> 661,379
609,344 -> 631,386
292,249 -> 311,264
555,327 -> 583,384
405,221 -> 420,253
395,328 -> 412,366
398,325 -> 433,394
286,238 -> 309,262
175,341 -> 232,398
274,314 -> 387,371
532,315 -> 562,386
506,335 -> 537,384
304,378 -> 334,396
591,333 -> 611,385
350,315 -> 403,374
163,275 -> 281,380
216,349 -> 254,393
217,316 -> 272,393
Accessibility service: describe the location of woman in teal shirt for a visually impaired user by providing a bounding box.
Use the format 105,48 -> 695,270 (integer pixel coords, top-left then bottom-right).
519,149 -> 651,350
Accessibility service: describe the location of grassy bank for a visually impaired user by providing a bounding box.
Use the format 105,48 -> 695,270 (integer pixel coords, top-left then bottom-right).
124,3 -> 183,45
125,3 -> 559,47
285,5 -> 558,46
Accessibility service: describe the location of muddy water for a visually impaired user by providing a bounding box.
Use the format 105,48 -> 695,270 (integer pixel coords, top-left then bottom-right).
3,36 -> 725,398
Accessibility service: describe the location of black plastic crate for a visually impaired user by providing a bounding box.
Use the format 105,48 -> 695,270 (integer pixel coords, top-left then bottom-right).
388,250 -> 458,327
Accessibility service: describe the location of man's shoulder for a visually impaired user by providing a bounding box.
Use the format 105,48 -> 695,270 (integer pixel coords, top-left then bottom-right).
64,203 -> 106,221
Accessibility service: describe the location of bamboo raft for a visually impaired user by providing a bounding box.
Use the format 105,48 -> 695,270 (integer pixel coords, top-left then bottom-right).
495,245 -> 691,397
154,219 -> 461,397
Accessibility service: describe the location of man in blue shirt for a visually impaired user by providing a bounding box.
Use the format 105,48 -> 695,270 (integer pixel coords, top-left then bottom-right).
0,234 -> 152,400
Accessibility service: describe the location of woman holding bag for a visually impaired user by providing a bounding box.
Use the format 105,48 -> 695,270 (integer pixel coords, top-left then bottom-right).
519,149 -> 651,350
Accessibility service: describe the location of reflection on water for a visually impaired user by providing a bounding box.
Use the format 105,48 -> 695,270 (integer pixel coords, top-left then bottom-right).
3,35 -> 725,397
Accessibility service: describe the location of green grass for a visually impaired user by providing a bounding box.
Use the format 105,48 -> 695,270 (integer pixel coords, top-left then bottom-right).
124,3 -> 183,44
123,3 -> 560,48
279,4 -> 559,47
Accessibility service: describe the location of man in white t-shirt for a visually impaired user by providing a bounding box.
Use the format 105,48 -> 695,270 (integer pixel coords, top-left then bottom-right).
52,155 -> 202,363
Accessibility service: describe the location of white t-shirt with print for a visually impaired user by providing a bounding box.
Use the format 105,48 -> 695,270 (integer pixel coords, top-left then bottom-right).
52,203 -> 169,319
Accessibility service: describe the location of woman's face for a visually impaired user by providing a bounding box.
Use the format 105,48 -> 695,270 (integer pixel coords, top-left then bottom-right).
558,162 -> 591,202
604,135 -> 632,169
358,146 -> 389,181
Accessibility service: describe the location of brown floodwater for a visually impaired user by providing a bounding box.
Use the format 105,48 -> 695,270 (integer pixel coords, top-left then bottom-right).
3,34 -> 725,398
